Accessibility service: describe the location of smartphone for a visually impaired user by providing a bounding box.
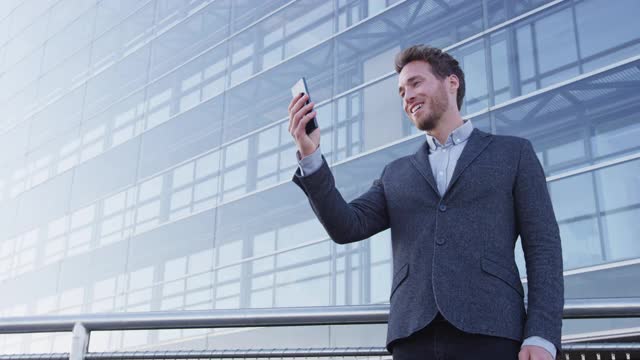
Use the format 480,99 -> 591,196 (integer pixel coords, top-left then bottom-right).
290,77 -> 319,135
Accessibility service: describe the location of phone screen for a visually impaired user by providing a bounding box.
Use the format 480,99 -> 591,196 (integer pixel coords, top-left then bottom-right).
291,77 -> 319,135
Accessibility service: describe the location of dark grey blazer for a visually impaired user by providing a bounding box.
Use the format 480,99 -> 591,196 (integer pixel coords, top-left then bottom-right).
292,128 -> 564,353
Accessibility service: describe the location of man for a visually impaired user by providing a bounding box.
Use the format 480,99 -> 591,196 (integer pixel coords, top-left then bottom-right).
288,45 -> 563,360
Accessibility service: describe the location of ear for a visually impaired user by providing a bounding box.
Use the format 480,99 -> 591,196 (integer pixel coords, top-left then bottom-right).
447,74 -> 459,94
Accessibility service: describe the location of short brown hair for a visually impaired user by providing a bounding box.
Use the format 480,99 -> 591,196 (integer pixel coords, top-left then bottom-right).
394,45 -> 465,110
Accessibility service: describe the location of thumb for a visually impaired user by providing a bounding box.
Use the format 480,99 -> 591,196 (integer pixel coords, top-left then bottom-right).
518,347 -> 529,360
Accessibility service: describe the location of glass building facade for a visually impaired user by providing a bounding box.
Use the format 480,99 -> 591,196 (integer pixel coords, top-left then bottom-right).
0,0 -> 638,354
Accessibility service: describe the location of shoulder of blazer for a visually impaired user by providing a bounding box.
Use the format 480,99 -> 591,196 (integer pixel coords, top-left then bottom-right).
485,131 -> 527,148
477,132 -> 535,159
474,127 -> 492,138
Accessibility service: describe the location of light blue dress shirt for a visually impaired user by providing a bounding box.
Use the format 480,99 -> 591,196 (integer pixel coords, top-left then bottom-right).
297,120 -> 556,358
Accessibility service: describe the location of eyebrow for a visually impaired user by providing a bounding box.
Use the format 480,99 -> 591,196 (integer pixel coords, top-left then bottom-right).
398,75 -> 424,94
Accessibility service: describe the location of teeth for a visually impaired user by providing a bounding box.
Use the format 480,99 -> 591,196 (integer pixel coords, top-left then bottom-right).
412,104 -> 423,114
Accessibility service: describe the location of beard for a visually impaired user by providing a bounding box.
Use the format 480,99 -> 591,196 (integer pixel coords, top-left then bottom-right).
413,83 -> 449,131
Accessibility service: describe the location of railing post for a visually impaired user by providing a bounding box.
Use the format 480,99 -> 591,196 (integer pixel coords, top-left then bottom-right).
70,322 -> 89,360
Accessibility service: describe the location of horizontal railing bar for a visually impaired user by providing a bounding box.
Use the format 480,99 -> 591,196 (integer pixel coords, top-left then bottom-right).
2,343 -> 640,360
562,342 -> 640,351
0,304 -> 390,333
0,298 -> 639,334
85,348 -> 390,359
0,355 -> 69,360
563,298 -> 640,319
563,326 -> 640,343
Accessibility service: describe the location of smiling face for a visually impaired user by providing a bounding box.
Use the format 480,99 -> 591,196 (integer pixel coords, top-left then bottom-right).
398,60 -> 455,132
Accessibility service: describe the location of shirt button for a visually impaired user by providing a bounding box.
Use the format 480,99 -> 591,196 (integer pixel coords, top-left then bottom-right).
439,204 -> 447,212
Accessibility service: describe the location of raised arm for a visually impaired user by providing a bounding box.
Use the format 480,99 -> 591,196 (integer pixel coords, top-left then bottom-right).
288,93 -> 389,244
292,157 -> 389,244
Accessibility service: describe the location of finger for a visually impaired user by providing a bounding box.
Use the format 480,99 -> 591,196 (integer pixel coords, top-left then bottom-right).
291,101 -> 314,132
289,104 -> 305,135
288,109 -> 294,133
288,96 -> 307,133
294,111 -> 315,138
288,92 -> 303,113
290,94 -> 309,117
289,106 -> 304,137
288,93 -> 302,112
295,101 -> 314,121
294,110 -> 317,138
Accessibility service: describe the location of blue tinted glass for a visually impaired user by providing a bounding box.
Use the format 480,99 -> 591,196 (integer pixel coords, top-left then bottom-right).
516,24 -> 535,82
70,138 -> 140,209
535,7 -> 578,74
602,208 -> 640,261
549,173 -> 596,221
150,1 -> 230,79
139,97 -> 224,179
453,40 -> 488,114
596,160 -> 640,213
576,0 -> 640,66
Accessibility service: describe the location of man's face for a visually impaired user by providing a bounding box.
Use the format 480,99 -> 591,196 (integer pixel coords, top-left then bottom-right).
398,61 -> 452,131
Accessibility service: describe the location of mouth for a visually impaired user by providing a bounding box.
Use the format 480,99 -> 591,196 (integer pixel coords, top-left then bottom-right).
410,103 -> 423,115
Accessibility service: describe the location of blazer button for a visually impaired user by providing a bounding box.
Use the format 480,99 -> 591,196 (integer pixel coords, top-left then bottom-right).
436,237 -> 446,245
439,204 -> 447,212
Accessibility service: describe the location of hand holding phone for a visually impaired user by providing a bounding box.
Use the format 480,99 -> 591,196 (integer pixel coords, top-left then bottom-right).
288,78 -> 320,158
290,78 -> 319,135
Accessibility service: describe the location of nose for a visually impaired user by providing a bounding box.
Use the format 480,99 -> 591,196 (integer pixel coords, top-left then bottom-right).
405,84 -> 419,99
404,88 -> 416,108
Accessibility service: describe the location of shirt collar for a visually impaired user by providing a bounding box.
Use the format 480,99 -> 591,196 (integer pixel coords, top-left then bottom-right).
425,119 -> 474,151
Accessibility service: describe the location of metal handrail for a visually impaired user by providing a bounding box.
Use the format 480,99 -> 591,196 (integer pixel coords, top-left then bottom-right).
0,348 -> 392,359
2,346 -> 640,360
0,304 -> 390,334
0,298 -> 638,359
563,298 -> 640,318
1,298 -> 639,334
88,348 -> 392,359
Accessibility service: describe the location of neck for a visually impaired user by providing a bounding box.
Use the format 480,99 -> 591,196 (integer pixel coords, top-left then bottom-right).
427,111 -> 464,145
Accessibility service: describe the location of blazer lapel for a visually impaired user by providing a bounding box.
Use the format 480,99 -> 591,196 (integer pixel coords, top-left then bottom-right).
410,140 -> 439,196
445,128 -> 493,195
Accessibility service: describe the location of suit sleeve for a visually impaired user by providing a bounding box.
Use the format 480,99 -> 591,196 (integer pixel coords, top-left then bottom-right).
514,139 -> 564,353
292,155 -> 390,244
